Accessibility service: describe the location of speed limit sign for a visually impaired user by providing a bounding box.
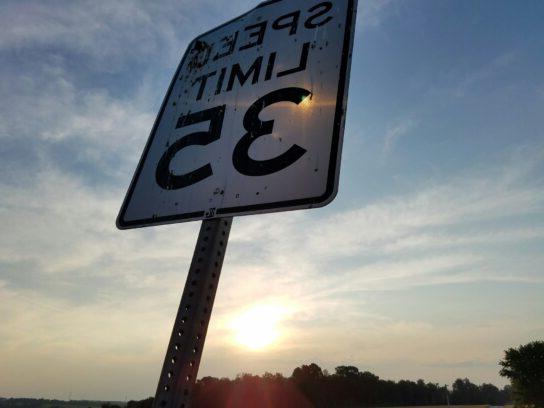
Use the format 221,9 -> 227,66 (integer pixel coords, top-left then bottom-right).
117,0 -> 357,229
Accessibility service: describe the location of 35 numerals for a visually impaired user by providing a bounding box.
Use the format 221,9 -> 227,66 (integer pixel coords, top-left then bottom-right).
155,87 -> 310,190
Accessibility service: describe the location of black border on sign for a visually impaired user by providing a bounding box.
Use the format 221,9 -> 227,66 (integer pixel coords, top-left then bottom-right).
117,0 -> 357,229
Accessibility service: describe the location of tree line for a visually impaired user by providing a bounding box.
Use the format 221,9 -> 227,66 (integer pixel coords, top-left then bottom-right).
121,364 -> 512,408
5,341 -> 541,408
185,364 -> 512,408
185,340 -> 542,407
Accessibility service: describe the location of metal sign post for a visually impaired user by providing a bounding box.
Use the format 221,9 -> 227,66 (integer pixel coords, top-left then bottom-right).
153,218 -> 232,408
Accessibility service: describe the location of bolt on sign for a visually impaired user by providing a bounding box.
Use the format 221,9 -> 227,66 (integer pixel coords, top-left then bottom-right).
117,0 -> 357,229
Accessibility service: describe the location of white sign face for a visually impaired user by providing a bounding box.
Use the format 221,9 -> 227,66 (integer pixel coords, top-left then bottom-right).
117,0 -> 357,229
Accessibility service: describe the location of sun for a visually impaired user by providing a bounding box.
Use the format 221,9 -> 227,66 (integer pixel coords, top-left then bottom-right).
231,303 -> 286,351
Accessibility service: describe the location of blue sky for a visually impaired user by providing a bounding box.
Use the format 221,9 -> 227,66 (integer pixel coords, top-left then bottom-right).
1,0 -> 543,401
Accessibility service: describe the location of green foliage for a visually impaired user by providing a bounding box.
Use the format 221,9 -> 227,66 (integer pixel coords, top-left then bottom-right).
500,341 -> 544,408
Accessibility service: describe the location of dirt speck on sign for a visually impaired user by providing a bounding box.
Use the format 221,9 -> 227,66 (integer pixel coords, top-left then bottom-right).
188,40 -> 212,72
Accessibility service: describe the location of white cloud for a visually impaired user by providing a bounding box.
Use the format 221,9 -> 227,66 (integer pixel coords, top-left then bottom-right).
0,57 -> 156,190
219,145 -> 544,305
358,0 -> 398,31
383,117 -> 419,153
0,282 -> 172,399
453,52 -> 517,98
309,176 -> 543,259
0,0 -> 259,71
1,2 -> 169,69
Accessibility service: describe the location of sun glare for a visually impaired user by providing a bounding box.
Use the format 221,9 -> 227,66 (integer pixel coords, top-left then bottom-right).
299,93 -> 312,108
231,304 -> 287,351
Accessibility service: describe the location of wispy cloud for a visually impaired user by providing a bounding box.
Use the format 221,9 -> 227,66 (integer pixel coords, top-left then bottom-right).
453,52 -> 517,98
0,0 -> 255,70
1,1 -> 175,70
358,0 -> 399,31
383,117 -> 419,153
0,56 -> 155,189
213,145 -> 544,326
2,137 -> 541,394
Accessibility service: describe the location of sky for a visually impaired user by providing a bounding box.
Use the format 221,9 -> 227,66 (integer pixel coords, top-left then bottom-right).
1,0 -> 544,401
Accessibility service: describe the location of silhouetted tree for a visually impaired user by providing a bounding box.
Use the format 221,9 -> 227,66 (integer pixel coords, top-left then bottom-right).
451,378 -> 482,404
480,383 -> 502,405
291,363 -> 329,407
500,341 -> 544,408
101,404 -> 122,408
126,398 -> 153,408
292,363 -> 324,383
334,365 -> 360,378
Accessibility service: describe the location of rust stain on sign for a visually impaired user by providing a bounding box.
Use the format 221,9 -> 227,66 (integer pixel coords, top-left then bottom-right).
188,40 -> 212,73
